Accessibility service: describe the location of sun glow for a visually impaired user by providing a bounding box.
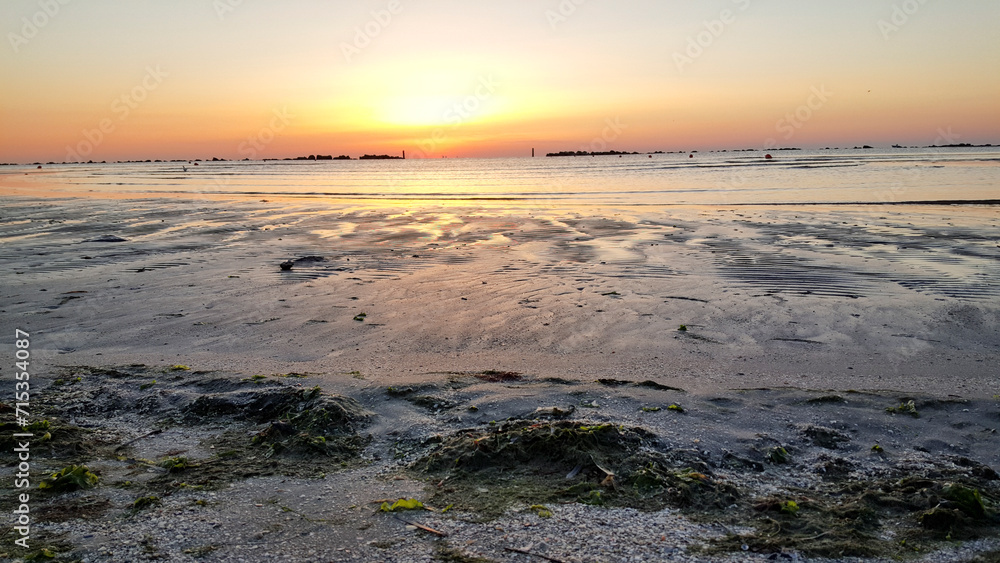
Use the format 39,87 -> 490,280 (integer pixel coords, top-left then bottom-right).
1,1 -> 997,163
377,96 -> 456,127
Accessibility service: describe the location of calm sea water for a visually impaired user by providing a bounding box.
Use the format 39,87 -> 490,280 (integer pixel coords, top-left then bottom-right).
7,147 -> 999,207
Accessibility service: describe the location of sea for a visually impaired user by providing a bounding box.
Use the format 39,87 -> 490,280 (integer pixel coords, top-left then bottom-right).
5,147 -> 999,208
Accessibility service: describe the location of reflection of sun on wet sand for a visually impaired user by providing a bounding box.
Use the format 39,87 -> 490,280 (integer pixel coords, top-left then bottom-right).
1,195 -> 999,561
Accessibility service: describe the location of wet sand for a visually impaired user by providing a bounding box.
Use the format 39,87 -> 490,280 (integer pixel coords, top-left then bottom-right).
2,196 -> 998,396
2,194 -> 999,562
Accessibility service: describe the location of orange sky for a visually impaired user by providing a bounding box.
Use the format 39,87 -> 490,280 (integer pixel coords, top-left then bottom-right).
1,1 -> 998,162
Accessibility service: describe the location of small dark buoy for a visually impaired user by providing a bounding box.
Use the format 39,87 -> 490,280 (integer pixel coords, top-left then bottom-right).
765,154 -> 773,160
37,165 -> 42,169
279,260 -> 294,271
648,155 -> 652,158
689,154 -> 693,158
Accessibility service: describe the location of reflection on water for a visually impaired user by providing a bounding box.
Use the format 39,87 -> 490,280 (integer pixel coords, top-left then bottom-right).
3,148 -> 999,206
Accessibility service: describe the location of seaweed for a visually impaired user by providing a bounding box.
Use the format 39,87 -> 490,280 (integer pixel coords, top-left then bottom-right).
132,496 -> 162,510
597,378 -> 632,387
414,420 -> 738,518
24,549 -> 57,561
433,543 -> 496,563
475,371 -> 522,382
529,504 -> 553,518
886,399 -> 920,417
158,456 -> 189,473
635,380 -> 685,392
39,465 -> 99,492
379,498 -> 424,512
708,470 -> 1000,559
526,406 -> 576,419
780,500 -> 800,516
806,395 -> 847,404
244,388 -> 373,459
767,447 -> 790,464
598,379 -> 685,392
942,483 -> 988,519
35,496 -> 111,522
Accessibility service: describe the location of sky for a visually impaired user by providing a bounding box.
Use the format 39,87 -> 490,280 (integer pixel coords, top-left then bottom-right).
1,0 -> 998,162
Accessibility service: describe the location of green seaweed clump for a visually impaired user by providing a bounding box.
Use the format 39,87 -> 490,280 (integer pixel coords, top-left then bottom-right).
780,500 -> 800,516
25,420 -> 51,432
24,549 -> 57,561
886,400 -> 919,417
942,483 -> 988,519
39,465 -> 99,492
529,504 -> 553,518
767,447 -> 790,464
249,389 -> 372,459
415,420 -> 738,518
711,470 -> 1000,559
133,496 -> 162,510
158,457 -> 189,473
379,498 -> 424,512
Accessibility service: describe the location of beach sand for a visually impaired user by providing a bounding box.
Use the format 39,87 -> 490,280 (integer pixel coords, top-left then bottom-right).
2,194 -> 999,562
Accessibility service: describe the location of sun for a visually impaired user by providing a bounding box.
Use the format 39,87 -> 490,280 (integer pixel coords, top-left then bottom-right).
377,95 -> 455,128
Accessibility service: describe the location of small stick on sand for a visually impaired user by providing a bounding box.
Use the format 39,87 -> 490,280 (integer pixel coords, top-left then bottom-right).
504,546 -> 566,563
393,516 -> 447,537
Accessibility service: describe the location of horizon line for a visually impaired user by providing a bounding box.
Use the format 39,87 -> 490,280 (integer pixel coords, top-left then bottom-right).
3,143 -> 998,167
